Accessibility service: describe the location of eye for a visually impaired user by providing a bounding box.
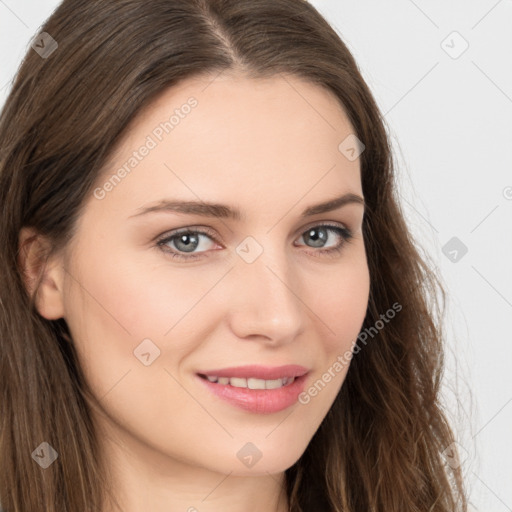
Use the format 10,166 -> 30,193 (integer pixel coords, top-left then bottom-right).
294,224 -> 353,258
156,223 -> 353,261
156,227 -> 219,261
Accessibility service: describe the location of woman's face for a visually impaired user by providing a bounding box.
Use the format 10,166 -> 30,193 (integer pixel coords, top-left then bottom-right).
48,73 -> 370,476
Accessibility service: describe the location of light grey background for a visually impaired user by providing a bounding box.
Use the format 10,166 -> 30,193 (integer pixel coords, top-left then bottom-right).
1,1 -> 511,510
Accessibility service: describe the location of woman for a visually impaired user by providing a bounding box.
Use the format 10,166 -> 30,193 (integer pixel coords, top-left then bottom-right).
0,0 -> 467,510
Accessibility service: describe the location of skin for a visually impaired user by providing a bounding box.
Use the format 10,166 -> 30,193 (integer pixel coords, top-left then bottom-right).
20,73 -> 370,512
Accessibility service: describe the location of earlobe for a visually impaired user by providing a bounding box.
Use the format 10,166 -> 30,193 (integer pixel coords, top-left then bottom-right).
18,227 -> 66,320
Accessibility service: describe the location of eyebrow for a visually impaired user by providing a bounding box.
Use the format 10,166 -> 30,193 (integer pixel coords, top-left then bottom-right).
129,193 -> 365,221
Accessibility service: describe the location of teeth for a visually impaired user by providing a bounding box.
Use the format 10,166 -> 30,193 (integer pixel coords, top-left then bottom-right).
230,377 -> 247,388
203,375 -> 295,389
265,378 -> 284,389
247,378 -> 266,390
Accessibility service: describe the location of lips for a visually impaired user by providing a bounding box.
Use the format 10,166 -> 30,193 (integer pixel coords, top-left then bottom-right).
195,364 -> 310,413
196,369 -> 309,414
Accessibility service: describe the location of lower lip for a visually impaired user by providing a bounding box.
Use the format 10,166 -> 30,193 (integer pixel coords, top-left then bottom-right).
196,373 -> 308,414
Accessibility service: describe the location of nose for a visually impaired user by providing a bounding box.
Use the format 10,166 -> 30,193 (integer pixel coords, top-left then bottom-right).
225,240 -> 306,345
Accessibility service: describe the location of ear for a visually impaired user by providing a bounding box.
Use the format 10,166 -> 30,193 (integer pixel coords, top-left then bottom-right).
18,227 -> 66,320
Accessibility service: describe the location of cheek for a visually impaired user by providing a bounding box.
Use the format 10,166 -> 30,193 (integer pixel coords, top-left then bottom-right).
62,247 -> 225,392
309,254 -> 370,353
295,259 -> 369,416
66,243 -> 209,339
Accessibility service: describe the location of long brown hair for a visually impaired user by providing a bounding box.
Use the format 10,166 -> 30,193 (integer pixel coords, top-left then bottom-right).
0,0 -> 467,510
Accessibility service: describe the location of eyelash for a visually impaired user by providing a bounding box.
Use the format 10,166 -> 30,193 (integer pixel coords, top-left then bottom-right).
155,223 -> 353,261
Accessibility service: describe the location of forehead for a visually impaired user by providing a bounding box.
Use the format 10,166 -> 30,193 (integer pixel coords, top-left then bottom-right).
85,73 -> 362,226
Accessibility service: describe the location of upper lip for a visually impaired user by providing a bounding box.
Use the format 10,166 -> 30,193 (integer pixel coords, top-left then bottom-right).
197,365 -> 309,380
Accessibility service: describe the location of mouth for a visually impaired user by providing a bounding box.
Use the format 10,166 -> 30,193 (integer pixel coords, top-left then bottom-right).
194,365 -> 310,414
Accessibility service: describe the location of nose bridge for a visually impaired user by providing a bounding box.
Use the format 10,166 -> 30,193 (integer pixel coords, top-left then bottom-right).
228,234 -> 305,340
